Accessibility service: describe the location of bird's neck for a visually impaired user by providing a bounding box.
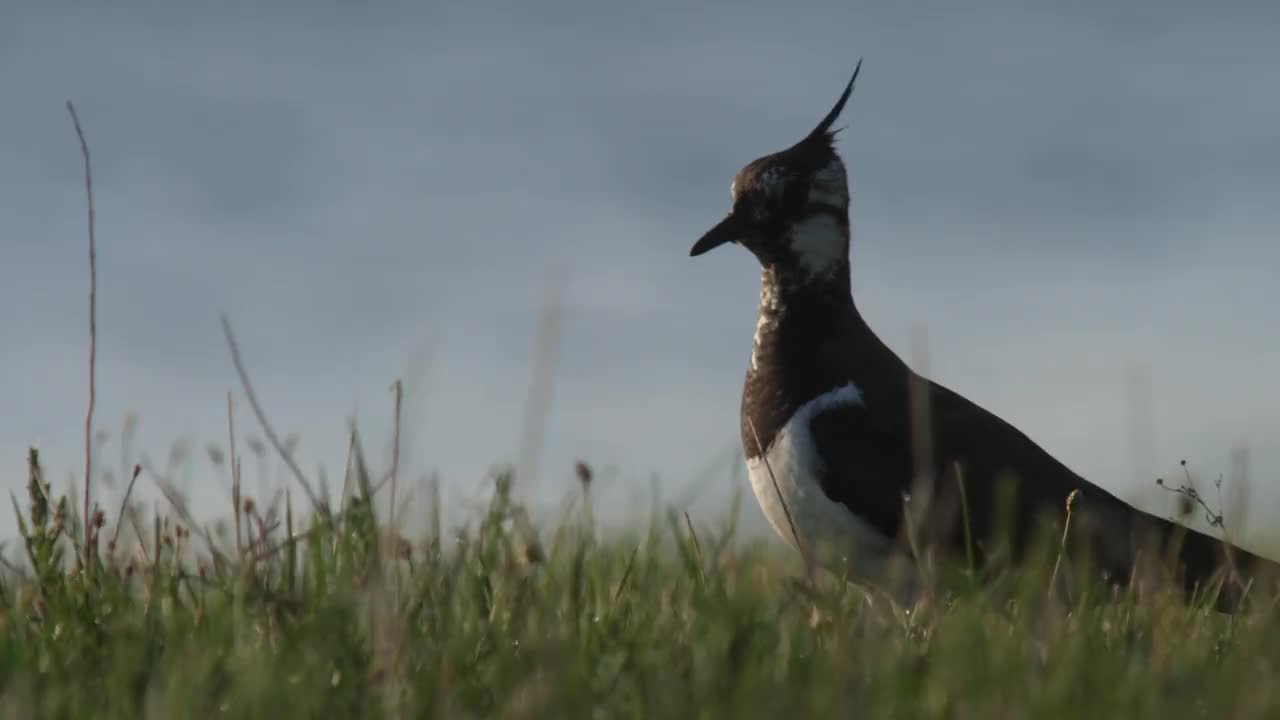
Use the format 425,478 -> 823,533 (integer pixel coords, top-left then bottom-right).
749,252 -> 902,381
742,259 -> 869,454
756,261 -> 851,315
747,209 -> 899,382
750,260 -> 853,367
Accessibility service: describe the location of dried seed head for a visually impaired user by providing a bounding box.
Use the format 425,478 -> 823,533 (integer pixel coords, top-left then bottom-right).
1065,489 -> 1079,513
574,461 -> 593,488
524,541 -> 546,565
243,498 -> 256,515
92,508 -> 106,529
26,447 -> 48,528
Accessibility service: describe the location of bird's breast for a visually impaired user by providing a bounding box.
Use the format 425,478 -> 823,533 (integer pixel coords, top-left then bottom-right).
744,383 -> 892,563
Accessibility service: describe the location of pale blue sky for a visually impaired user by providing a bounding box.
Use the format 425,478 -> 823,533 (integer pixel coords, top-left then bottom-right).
3,2 -> 1278,555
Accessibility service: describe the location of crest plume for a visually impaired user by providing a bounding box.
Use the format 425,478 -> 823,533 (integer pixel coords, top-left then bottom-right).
797,59 -> 862,149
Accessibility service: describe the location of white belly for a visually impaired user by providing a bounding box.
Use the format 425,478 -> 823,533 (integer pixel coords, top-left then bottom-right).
745,383 -> 918,598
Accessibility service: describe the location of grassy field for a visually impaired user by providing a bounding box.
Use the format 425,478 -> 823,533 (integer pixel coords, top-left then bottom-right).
14,90 -> 1275,720
4,445 -> 1280,719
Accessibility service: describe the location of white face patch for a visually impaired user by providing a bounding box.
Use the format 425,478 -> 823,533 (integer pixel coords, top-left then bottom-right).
788,213 -> 848,277
745,383 -> 919,599
808,157 -> 848,208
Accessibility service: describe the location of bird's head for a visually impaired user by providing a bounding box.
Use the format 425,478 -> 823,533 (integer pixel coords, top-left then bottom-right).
690,61 -> 861,280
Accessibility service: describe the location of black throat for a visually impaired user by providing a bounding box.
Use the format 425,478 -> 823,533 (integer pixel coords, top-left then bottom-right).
740,256 -> 903,460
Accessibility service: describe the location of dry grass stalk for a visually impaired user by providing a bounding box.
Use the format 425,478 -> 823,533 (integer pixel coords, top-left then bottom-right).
65,100 -> 97,568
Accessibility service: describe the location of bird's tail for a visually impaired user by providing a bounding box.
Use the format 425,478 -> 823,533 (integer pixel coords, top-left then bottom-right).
1070,490 -> 1278,613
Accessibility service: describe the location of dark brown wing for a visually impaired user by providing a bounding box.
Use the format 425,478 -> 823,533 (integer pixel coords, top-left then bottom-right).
806,402 -> 913,544
925,377 -> 1278,610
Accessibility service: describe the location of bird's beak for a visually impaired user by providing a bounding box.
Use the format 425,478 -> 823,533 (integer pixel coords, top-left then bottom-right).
690,212 -> 745,257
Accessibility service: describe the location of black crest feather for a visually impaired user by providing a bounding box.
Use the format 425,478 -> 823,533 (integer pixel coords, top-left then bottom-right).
797,59 -> 862,150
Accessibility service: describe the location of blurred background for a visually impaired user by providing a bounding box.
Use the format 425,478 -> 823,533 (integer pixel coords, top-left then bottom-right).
3,1 -> 1278,556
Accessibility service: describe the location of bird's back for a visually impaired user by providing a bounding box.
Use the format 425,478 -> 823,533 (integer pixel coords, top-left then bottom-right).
920,375 -> 1274,611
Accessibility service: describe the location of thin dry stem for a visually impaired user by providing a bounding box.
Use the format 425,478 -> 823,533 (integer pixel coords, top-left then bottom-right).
108,464 -> 142,551
66,100 -> 96,568
1048,489 -> 1080,604
140,460 -> 230,566
683,511 -> 706,585
510,284 -> 562,554
219,313 -> 320,509
613,544 -> 640,606
252,523 -> 323,563
905,328 -> 937,542
228,392 -> 243,558
954,461 -> 975,574
746,416 -> 813,580
388,379 -> 403,527
516,282 -> 562,491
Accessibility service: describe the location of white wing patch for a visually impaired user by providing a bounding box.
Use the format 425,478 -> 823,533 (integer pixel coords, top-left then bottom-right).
746,383 -> 918,599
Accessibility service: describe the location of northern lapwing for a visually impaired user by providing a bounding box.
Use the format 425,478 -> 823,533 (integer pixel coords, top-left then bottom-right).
689,61 -> 1276,610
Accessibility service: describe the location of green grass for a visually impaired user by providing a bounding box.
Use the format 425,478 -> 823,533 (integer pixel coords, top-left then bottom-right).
4,447 -> 1280,719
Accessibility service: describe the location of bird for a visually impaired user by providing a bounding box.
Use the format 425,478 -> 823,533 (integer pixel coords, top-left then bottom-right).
688,60 -> 1277,611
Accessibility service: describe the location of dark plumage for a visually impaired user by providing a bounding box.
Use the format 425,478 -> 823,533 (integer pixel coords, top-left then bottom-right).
689,62 -> 1278,611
